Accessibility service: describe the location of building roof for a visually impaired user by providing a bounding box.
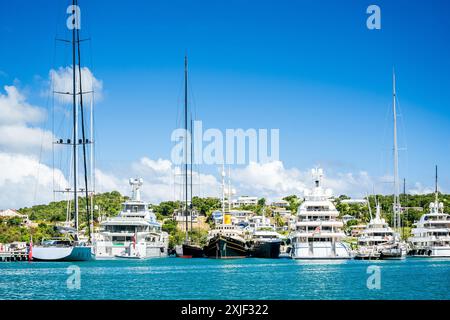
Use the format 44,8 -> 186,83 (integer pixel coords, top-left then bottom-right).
0,209 -> 27,218
341,199 -> 368,204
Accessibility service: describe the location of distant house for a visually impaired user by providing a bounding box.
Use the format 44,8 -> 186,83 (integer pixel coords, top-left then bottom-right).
231,196 -> 258,208
271,199 -> 289,208
211,211 -> 223,224
342,214 -> 356,224
0,209 -> 32,226
350,224 -> 367,237
403,207 -> 424,212
341,199 -> 368,205
229,210 -> 254,224
172,208 -> 198,223
272,208 -> 292,217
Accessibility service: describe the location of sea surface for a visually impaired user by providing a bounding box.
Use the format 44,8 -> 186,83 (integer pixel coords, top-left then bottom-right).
0,257 -> 449,300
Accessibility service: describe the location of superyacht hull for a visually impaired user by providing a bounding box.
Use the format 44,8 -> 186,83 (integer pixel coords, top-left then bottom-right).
32,246 -> 93,261
94,242 -> 168,259
408,246 -> 450,258
249,240 -> 281,258
204,235 -> 248,259
380,249 -> 407,260
291,241 -> 352,259
181,243 -> 205,258
354,252 -> 381,260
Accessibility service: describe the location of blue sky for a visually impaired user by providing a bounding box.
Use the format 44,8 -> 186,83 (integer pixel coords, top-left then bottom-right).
1,0 -> 449,206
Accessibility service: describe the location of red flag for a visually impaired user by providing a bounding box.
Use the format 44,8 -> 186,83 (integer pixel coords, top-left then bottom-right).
28,236 -> 33,262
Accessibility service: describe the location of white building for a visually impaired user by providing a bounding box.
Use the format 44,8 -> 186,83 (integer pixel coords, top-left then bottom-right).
271,199 -> 289,208
232,196 -> 258,208
340,199 -> 367,205
342,214 -> 356,224
0,209 -> 31,226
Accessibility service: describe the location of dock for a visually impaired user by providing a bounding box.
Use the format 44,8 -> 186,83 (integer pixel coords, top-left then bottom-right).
0,251 -> 28,262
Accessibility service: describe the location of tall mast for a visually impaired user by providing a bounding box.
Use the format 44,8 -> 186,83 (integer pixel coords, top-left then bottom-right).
190,117 -> 193,232
72,0 -> 79,236
435,165 -> 438,204
221,163 -> 225,223
228,166 -> 231,211
75,0 -> 91,242
392,70 -> 401,230
89,89 -> 94,238
184,55 -> 189,241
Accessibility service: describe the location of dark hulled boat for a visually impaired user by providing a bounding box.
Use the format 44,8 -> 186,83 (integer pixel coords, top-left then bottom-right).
181,243 -> 205,258
249,239 -> 281,258
204,234 -> 248,259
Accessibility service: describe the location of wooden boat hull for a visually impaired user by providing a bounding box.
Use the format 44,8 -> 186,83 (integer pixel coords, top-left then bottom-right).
203,235 -> 248,259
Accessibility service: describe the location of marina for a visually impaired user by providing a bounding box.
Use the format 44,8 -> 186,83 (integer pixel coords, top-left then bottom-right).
1,258 -> 450,300
1,0 -> 449,304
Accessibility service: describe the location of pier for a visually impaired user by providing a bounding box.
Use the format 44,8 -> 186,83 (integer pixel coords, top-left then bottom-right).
0,251 -> 28,262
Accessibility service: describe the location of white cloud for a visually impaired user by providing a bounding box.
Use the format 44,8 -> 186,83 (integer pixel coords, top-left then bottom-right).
0,85 -> 55,153
0,85 -> 45,125
0,69 -> 102,209
409,182 -> 434,195
94,159 -> 387,205
95,156 -> 221,204
0,153 -> 68,209
0,124 -> 54,152
232,161 -> 306,197
230,161 -> 378,201
50,66 -> 103,104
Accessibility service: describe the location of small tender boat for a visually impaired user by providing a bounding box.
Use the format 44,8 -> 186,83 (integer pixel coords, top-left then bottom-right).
114,253 -> 145,260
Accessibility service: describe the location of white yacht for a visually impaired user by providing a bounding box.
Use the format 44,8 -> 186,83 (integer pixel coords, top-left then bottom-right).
355,203 -> 406,260
94,178 -> 169,259
290,168 -> 352,259
408,171 -> 450,257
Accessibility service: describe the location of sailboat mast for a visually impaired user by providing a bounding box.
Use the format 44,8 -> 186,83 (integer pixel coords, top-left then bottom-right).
190,117 -> 193,232
221,163 -> 225,223
72,0 -> 79,236
228,166 -> 231,211
75,4 -> 92,242
393,70 -> 401,230
90,93 -> 94,237
435,165 -> 438,204
184,56 -> 189,241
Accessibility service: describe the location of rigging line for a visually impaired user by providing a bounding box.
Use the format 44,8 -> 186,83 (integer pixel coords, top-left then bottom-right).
395,93 -> 410,191
378,100 -> 392,195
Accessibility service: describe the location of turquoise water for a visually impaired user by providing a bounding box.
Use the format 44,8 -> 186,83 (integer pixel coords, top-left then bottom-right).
0,257 -> 449,300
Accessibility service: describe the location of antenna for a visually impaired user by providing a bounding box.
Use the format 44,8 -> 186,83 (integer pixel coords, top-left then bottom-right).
366,193 -> 373,220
